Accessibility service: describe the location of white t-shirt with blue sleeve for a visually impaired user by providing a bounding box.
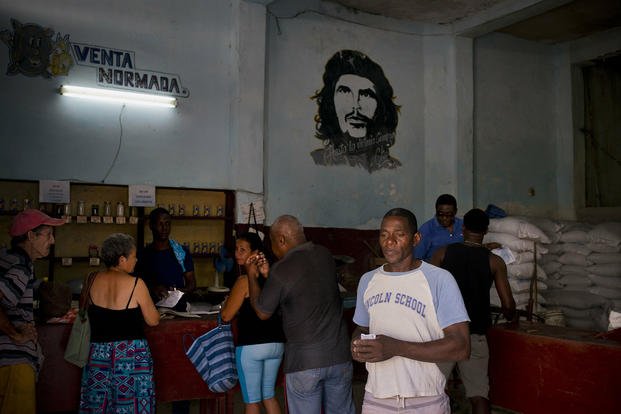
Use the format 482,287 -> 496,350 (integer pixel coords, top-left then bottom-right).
353,261 -> 469,399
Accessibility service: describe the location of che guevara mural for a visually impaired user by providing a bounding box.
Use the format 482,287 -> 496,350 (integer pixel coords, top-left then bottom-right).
311,50 -> 401,173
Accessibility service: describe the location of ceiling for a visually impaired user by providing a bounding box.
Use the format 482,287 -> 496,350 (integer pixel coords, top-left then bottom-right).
330,0 -> 621,44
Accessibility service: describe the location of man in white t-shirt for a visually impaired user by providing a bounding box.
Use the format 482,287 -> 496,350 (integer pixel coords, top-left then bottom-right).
351,207 -> 470,413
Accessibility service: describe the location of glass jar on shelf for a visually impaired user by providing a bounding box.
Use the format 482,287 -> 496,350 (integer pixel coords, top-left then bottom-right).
116,201 -> 125,217
103,201 -> 112,217
77,200 -> 86,216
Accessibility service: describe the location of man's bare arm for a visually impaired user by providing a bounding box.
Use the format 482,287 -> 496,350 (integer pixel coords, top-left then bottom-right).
246,255 -> 273,320
490,254 -> 516,321
351,321 -> 470,364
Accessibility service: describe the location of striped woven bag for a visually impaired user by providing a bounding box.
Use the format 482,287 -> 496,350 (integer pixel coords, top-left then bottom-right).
185,315 -> 238,393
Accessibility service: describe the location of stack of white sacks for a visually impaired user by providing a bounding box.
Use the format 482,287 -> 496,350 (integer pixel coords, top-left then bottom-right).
538,221 -> 620,331
483,217 -> 550,315
484,216 -> 621,331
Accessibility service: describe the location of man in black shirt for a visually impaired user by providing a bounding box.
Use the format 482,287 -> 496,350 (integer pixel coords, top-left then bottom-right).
246,215 -> 355,414
431,208 -> 515,414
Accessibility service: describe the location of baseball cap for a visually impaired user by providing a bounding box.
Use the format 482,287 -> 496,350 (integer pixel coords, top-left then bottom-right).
10,209 -> 65,237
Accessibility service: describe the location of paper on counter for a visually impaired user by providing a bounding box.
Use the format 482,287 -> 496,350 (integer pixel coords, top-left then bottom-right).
156,289 -> 184,308
159,308 -> 201,318
186,302 -> 221,315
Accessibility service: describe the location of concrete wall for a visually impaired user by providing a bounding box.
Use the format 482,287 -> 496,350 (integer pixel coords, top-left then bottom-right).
473,28 -> 621,219
474,32 -> 558,217
2,0 -> 618,228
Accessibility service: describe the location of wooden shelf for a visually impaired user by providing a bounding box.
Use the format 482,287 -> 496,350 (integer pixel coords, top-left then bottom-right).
166,215 -> 231,221
0,180 -> 235,287
0,211 -> 19,216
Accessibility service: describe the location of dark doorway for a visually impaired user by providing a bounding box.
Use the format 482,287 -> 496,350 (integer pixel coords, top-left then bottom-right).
581,54 -> 621,207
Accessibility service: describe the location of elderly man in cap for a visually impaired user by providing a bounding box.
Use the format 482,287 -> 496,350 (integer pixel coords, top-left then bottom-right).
0,209 -> 64,413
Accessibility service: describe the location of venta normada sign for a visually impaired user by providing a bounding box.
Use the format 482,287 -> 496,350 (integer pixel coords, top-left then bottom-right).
0,18 -> 189,98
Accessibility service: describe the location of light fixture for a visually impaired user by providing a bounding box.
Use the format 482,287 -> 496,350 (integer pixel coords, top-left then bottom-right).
59,85 -> 177,108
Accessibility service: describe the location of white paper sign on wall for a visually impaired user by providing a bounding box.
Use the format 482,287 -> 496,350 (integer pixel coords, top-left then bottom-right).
129,185 -> 156,207
39,180 -> 70,204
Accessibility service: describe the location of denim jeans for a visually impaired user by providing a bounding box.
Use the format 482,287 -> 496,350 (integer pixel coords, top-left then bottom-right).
285,361 -> 355,414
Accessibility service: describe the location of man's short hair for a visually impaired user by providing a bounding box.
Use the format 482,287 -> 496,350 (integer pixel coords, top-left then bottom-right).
463,208 -> 490,233
271,215 -> 306,244
435,194 -> 457,209
312,50 -> 399,141
383,208 -> 418,234
148,207 -> 170,227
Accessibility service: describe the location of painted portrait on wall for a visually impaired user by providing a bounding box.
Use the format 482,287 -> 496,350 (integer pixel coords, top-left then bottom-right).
311,50 -> 401,173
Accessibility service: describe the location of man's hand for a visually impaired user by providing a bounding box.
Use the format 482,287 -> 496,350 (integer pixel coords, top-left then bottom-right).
246,253 -> 270,278
485,242 -> 502,250
10,323 -> 37,344
154,285 -> 169,300
351,334 -> 397,363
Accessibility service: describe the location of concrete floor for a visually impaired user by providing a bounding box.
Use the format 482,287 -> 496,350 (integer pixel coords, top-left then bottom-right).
157,377 -> 520,413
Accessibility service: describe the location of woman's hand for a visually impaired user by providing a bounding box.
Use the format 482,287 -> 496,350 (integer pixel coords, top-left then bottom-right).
246,255 -> 259,279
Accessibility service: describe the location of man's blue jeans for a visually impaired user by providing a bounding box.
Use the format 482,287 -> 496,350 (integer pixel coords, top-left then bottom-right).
285,361 -> 355,414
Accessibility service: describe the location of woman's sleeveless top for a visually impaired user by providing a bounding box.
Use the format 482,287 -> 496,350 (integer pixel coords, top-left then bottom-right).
88,277 -> 147,342
236,277 -> 285,346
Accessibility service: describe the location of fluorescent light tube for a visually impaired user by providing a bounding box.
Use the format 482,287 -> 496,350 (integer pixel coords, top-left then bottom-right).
59,85 -> 177,108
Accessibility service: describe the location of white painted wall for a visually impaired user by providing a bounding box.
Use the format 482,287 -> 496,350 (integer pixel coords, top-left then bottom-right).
263,2 -> 474,227
0,0 -> 265,193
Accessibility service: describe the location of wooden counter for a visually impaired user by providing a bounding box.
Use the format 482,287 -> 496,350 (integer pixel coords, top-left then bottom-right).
145,317 -> 235,413
488,321 -> 621,414
36,317 -> 235,413
36,323 -> 82,412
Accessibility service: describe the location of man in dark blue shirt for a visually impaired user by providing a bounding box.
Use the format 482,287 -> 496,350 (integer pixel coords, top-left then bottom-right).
135,207 -> 195,301
134,207 -> 195,414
